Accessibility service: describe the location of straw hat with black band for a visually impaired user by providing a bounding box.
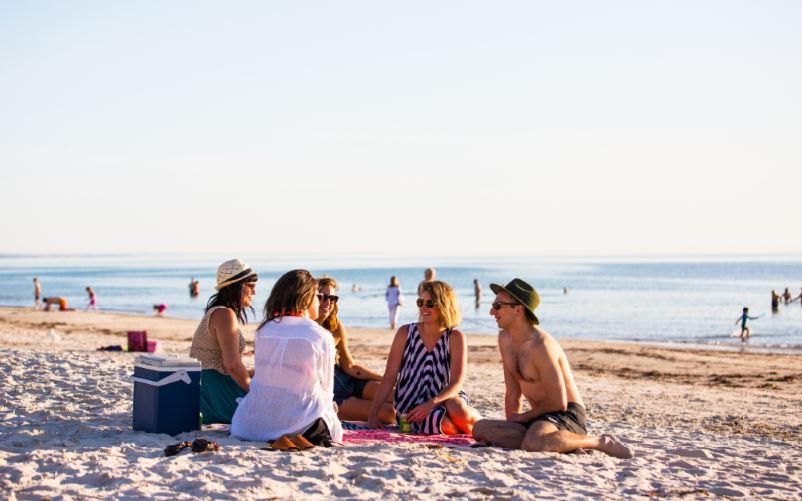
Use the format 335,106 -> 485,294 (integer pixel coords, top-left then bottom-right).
216,258 -> 258,291
489,278 -> 541,325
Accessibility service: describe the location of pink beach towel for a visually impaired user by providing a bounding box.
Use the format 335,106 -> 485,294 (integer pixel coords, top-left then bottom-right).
342,428 -> 477,448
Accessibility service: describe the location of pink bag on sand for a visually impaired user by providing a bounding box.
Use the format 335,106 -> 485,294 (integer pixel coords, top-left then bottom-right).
128,331 -> 148,352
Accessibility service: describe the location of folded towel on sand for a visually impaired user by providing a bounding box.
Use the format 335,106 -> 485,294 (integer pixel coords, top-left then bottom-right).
342,425 -> 477,448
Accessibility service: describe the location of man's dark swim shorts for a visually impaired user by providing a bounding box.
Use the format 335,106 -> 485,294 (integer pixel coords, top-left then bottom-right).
524,402 -> 587,435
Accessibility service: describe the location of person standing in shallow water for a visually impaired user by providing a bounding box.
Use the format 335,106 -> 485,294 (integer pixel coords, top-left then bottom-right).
472,278 -> 634,458
735,307 -> 760,342
33,278 -> 41,308
189,259 -> 258,424
473,279 -> 482,308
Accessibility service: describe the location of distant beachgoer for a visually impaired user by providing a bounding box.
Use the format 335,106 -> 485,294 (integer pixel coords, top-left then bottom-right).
189,258 -> 258,424
417,267 -> 437,294
351,283 -> 361,293
153,304 -> 168,316
474,279 -> 482,308
319,277 -> 396,424
232,270 -> 343,445
33,278 -> 41,308
563,287 -> 569,295
735,307 -> 760,341
791,287 -> 802,305
43,297 -> 69,312
369,280 -> 480,435
472,278 -> 634,458
771,290 -> 781,312
85,287 -> 97,311
386,276 -> 404,330
782,288 -> 792,304
189,278 -> 200,298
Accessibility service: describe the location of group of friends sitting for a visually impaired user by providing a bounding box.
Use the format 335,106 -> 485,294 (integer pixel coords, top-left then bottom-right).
188,259 -> 633,458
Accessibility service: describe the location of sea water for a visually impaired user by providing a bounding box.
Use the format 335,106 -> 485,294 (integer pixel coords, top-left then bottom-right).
1,254 -> 800,352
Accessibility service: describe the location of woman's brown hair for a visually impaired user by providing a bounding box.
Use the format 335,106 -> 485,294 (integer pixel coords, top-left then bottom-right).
318,276 -> 339,334
259,270 -> 318,328
418,280 -> 462,329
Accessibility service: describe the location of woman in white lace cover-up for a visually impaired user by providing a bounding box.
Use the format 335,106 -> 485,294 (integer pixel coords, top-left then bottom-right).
231,270 -> 342,444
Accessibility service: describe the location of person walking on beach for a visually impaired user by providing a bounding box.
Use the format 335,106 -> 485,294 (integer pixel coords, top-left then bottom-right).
473,279 -> 482,308
369,280 -> 481,435
189,278 -> 200,298
318,277 -> 396,424
231,269 -> 342,445
386,276 -> 404,330
472,278 -> 633,458
735,307 -> 760,342
189,258 -> 258,424
33,278 -> 41,308
85,287 -> 97,311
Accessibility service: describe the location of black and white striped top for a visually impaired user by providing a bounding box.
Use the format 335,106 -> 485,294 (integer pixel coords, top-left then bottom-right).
394,323 -> 468,434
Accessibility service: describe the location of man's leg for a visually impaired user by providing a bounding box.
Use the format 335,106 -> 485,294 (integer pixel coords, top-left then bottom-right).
472,418 -> 527,449
521,421 -> 633,458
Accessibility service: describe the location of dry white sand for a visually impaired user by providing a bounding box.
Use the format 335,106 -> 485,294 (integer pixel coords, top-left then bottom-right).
1,308 -> 801,499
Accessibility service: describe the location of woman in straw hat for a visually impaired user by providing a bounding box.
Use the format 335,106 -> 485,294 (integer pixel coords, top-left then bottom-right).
189,258 -> 258,424
317,277 -> 396,424
232,270 -> 342,445
368,280 -> 481,435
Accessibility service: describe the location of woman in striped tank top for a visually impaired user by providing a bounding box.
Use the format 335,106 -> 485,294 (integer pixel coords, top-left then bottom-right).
368,281 -> 481,435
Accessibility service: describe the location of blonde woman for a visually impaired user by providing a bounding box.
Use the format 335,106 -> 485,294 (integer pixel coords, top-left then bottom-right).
318,277 -> 396,424
368,281 -> 480,435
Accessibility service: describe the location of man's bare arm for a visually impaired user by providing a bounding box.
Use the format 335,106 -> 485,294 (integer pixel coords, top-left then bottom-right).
498,332 -> 523,419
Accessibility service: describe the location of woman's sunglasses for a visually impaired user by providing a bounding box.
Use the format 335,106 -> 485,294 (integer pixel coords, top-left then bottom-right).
492,301 -> 520,311
319,293 -> 339,304
416,298 -> 435,308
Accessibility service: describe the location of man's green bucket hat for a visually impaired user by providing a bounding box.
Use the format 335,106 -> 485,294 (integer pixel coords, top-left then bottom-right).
489,278 -> 540,325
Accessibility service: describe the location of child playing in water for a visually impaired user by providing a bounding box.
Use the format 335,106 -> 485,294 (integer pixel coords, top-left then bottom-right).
735,307 -> 760,341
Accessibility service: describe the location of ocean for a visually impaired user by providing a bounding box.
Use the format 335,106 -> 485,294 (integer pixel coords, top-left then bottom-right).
1,254 -> 801,352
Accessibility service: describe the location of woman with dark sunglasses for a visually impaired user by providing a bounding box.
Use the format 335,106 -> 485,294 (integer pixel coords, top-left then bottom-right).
368,281 -> 481,434
317,277 -> 397,424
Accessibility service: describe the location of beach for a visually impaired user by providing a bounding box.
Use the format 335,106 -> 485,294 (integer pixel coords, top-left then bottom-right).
1,307 -> 801,499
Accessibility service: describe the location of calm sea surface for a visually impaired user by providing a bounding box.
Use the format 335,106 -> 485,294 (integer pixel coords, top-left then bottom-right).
1,254 -> 801,352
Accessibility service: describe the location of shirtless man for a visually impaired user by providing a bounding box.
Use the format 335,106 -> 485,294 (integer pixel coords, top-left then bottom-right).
472,278 -> 633,458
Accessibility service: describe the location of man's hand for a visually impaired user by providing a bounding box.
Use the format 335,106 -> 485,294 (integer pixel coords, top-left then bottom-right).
407,400 -> 436,422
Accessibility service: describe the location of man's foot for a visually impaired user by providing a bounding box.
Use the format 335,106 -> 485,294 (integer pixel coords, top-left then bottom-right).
598,434 -> 634,459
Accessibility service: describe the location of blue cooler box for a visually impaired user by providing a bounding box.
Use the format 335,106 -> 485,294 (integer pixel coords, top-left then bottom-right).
132,354 -> 202,435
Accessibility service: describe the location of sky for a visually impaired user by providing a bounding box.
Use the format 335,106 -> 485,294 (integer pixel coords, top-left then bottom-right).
1,1 -> 801,257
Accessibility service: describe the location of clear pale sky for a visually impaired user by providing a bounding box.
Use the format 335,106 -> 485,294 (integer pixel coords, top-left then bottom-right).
2,1 -> 800,256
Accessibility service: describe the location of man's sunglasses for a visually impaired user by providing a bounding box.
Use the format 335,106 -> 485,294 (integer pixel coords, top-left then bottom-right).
319,293 -> 339,304
416,298 -> 435,308
491,301 -> 520,311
